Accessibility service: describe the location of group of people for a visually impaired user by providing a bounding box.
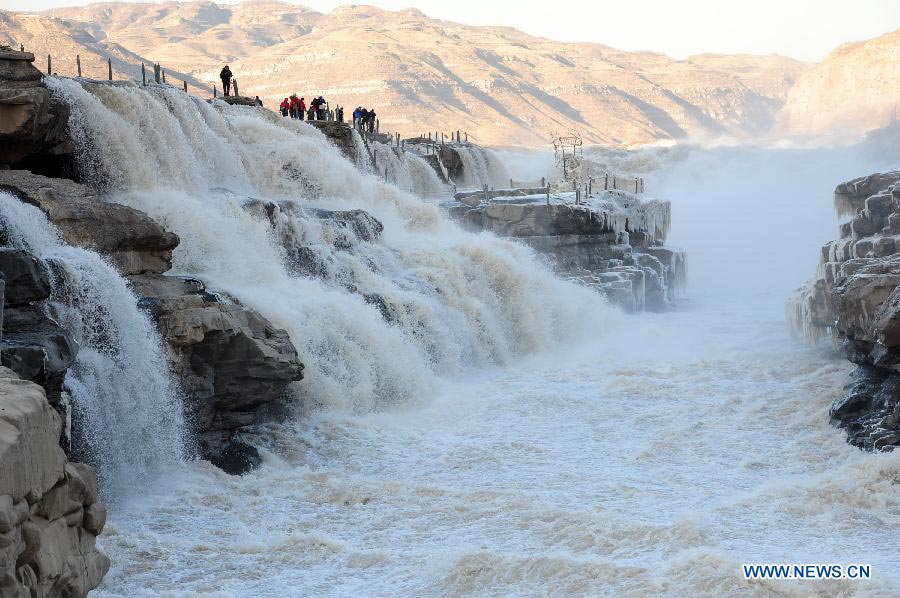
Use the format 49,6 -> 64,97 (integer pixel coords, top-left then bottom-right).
279,95 -> 344,122
352,107 -> 377,133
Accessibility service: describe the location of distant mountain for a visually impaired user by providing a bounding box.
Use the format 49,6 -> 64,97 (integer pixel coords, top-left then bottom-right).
3,1 -> 811,147
778,29 -> 900,140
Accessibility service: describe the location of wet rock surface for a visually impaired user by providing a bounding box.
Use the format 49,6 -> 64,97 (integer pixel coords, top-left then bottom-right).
0,169 -> 304,474
0,247 -> 76,410
790,171 -> 900,451
0,170 -> 179,275
129,274 -> 304,473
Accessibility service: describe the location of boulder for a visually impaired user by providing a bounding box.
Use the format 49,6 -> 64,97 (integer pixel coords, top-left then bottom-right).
0,249 -> 77,407
129,274 -> 304,472
0,170 -> 179,274
0,248 -> 50,306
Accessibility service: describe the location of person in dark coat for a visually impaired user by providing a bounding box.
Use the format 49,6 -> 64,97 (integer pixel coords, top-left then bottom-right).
219,65 -> 232,96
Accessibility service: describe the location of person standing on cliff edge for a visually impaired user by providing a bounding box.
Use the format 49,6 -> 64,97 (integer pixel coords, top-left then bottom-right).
220,65 -> 233,96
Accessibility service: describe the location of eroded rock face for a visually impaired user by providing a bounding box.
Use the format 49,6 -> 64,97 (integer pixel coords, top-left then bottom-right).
0,170 -> 178,275
0,172 -> 304,474
0,48 -> 73,176
129,274 -> 304,472
307,121 -> 359,163
789,171 -> 900,451
0,368 -> 109,598
449,195 -> 685,312
0,247 -> 77,409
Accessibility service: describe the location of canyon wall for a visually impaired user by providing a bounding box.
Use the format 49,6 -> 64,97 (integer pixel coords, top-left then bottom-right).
789,171 -> 900,451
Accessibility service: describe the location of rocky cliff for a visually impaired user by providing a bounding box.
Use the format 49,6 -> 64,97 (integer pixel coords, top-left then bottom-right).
450,191 -> 685,311
0,51 -> 304,477
789,171 -> 900,451
0,320 -> 108,596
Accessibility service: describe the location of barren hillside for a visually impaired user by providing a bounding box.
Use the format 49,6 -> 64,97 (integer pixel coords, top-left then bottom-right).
778,28 -> 900,139
3,1 -> 812,147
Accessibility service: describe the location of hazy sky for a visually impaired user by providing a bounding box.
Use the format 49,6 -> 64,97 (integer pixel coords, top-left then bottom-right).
1,0 -> 898,61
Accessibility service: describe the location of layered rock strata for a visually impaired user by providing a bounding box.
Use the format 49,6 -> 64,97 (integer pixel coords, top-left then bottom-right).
0,171 -> 305,473
789,171 -> 900,451
0,364 -> 109,596
450,194 -> 685,311
0,47 -> 73,177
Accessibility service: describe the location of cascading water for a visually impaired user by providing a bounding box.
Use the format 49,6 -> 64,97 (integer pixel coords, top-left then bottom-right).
369,140 -> 448,198
31,79 -> 900,596
452,144 -> 512,189
0,192 -> 185,499
47,77 -> 608,413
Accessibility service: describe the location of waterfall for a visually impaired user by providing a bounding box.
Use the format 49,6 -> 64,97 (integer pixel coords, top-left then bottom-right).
370,140 -> 448,198
0,192 -> 185,498
453,144 -> 512,189
46,78 -> 609,414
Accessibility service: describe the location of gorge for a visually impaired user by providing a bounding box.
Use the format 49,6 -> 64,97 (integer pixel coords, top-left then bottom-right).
0,24 -> 898,597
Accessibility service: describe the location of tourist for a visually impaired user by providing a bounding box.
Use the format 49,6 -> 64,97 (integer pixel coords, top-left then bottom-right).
298,97 -> 306,120
353,107 -> 362,128
316,96 -> 327,120
289,94 -> 300,119
219,65 -> 232,96
255,96 -> 263,107
279,97 -> 290,117
336,106 -> 344,123
367,108 -> 377,133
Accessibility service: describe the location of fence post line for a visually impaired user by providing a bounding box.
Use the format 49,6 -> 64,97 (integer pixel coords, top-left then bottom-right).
233,79 -> 239,96
613,175 -> 617,190
546,183 -> 550,205
20,45 -> 24,52
108,58 -> 112,81
183,80 -> 188,93
47,54 -> 51,75
162,69 -> 166,84
76,55 -> 81,77
541,176 -> 545,188
141,63 -> 146,86
588,177 -> 592,196
213,85 -> 217,98
465,132 -> 468,142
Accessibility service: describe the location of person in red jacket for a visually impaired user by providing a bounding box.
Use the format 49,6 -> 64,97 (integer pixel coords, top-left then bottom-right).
279,97 -> 290,117
297,97 -> 306,119
289,94 -> 300,119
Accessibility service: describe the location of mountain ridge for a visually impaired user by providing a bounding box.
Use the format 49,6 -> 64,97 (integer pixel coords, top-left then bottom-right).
2,1 -> 814,147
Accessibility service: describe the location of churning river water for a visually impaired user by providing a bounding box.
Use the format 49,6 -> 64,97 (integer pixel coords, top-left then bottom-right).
35,77 -> 899,596
94,296 -> 900,596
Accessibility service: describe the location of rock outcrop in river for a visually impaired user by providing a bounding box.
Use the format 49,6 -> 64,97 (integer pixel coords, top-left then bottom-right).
789,170 -> 900,451
450,190 -> 685,311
